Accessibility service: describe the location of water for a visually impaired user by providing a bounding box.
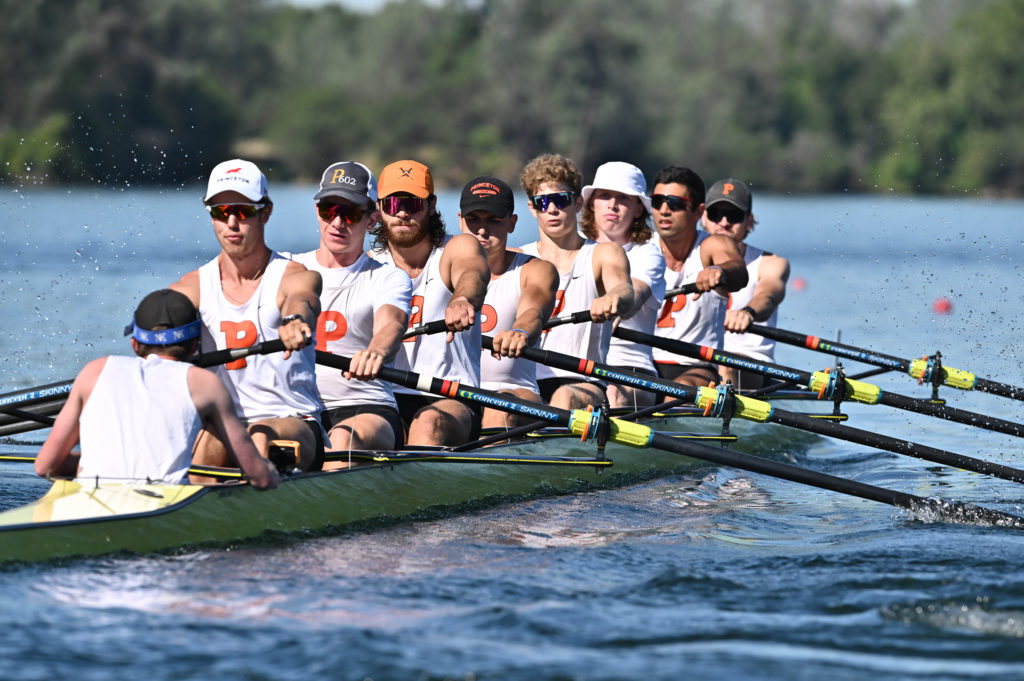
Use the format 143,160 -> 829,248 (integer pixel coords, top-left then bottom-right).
2,186 -> 1024,679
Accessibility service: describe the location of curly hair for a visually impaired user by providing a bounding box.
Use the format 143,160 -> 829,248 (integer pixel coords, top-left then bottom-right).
368,201 -> 447,252
579,201 -> 652,245
520,154 -> 584,197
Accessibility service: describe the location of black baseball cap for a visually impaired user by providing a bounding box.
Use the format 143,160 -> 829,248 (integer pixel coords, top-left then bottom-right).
460,176 -> 514,218
314,161 -> 378,206
124,289 -> 201,344
705,179 -> 752,212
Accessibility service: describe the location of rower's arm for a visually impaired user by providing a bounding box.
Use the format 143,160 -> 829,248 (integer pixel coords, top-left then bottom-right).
277,261 -> 323,357
346,304 -> 409,381
591,242 -> 635,322
696,234 -> 748,295
491,257 -> 558,358
441,233 -> 491,339
35,359 -> 103,477
725,253 -> 790,332
189,367 -> 279,490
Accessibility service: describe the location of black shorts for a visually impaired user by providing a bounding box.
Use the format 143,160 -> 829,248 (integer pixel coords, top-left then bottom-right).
537,377 -> 606,403
394,393 -> 482,443
302,415 -> 327,471
321,403 -> 405,450
655,361 -> 720,383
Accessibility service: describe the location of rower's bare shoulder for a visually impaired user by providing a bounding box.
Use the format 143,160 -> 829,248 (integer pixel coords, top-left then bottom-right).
446,232 -> 487,257
760,252 -> 791,281
522,255 -> 558,287
281,259 -> 323,294
168,270 -> 200,305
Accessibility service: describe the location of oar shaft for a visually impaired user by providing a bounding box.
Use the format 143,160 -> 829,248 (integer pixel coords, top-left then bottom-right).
647,431 -> 920,510
316,349 -> 1020,524
748,324 -> 907,371
0,381 -> 73,410
615,327 -> 1024,440
495,333 -> 1024,484
974,377 -> 1024,401
750,324 -> 1024,403
481,336 -> 698,403
769,409 -> 1024,484
878,391 -> 1024,438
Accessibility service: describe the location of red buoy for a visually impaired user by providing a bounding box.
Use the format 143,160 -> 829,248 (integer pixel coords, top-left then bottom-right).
932,297 -> 953,315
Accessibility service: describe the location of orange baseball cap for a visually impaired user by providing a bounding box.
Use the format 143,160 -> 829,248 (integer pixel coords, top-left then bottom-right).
378,160 -> 434,198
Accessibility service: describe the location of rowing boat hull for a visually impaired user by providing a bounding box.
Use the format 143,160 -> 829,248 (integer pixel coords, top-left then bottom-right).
0,439 -> 690,563
0,411 -> 819,563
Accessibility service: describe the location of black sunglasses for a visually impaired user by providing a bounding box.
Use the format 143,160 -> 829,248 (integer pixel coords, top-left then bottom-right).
650,194 -> 694,212
529,191 -> 575,212
706,204 -> 747,224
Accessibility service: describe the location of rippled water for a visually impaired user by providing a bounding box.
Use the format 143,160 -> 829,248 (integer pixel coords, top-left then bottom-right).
1,188 -> 1023,680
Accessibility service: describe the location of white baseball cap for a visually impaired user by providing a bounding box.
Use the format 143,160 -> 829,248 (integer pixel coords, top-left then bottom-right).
581,162 -> 651,213
204,159 -> 269,203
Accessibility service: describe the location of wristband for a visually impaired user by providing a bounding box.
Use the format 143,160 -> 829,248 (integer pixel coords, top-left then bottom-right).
740,306 -> 757,318
280,314 -> 304,326
510,328 -> 529,336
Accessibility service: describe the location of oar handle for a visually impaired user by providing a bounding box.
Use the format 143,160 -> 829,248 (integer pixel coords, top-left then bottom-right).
665,283 -> 699,298
193,338 -> 287,368
543,310 -> 594,330
402,319 -> 450,339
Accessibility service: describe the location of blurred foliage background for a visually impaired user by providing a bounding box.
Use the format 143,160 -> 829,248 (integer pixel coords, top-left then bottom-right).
1,0 -> 1021,195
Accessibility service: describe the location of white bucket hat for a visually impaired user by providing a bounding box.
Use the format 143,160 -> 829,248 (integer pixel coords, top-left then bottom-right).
581,161 -> 651,213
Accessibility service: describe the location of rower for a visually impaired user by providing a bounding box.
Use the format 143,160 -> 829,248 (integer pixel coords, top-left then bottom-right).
701,179 -> 790,390
367,160 -> 490,447
518,153 -> 634,410
35,289 -> 279,489
292,161 -> 412,464
649,166 -> 748,389
170,159 -> 326,475
579,162 -> 666,407
458,175 -> 558,429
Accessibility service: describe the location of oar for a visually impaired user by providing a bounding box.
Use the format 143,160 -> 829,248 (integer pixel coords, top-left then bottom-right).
0,340 -> 290,436
614,327 -> 1024,440
543,283 -> 699,330
485,337 -> 1024,485
314,350 -> 1023,526
748,324 -> 1024,402
401,319 -> 450,340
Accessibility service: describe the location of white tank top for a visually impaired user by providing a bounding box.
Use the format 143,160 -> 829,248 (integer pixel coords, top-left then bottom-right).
370,236 -> 482,394
723,245 -> 778,362
78,355 -> 200,483
480,252 -> 539,392
607,240 -> 665,371
198,253 -> 323,421
292,251 -> 412,409
520,240 -> 611,380
653,232 -> 728,367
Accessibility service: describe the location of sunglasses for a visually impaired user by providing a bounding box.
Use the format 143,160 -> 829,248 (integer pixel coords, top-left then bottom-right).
650,194 -> 694,212
206,203 -> 265,221
317,201 -> 369,224
529,191 -> 575,212
380,196 -> 426,216
706,204 -> 748,224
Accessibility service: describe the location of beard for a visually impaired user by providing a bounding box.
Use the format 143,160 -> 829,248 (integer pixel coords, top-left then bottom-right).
380,217 -> 428,248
